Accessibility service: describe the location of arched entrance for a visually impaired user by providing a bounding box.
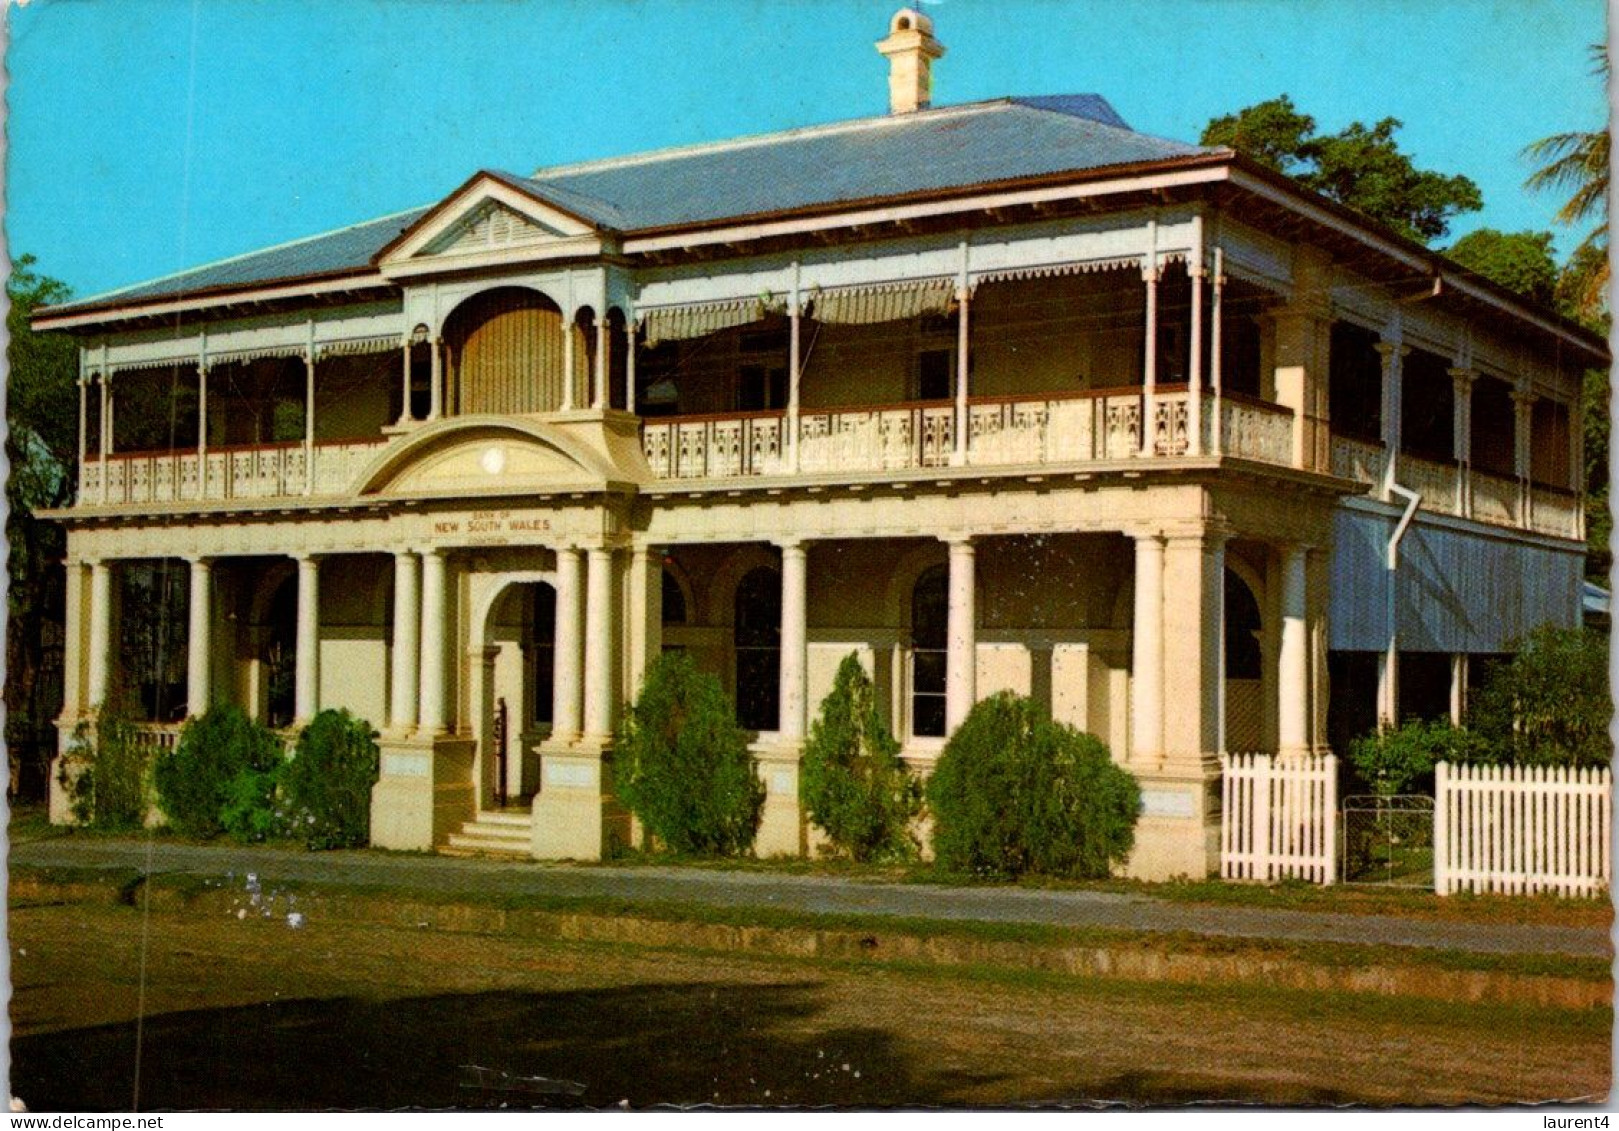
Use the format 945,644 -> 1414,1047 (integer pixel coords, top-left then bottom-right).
479,577 -> 559,809
441,286 -> 581,416
1224,565 -> 1265,754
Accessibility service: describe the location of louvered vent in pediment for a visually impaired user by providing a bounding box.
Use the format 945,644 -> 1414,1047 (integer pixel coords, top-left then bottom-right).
425,201 -> 560,256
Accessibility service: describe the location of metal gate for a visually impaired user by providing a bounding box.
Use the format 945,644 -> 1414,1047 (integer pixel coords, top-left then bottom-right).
1340,794 -> 1434,887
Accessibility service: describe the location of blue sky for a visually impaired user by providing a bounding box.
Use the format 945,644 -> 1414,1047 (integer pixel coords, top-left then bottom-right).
6,0 -> 1608,302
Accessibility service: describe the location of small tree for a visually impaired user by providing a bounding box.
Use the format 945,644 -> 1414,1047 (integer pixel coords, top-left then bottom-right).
801,654 -> 922,862
1468,625 -> 1611,768
153,703 -> 284,840
615,652 -> 764,856
282,709 -> 381,850
927,692 -> 1140,879
60,696 -> 150,830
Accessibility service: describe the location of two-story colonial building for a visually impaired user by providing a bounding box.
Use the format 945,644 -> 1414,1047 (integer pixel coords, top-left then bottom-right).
38,10 -> 1604,879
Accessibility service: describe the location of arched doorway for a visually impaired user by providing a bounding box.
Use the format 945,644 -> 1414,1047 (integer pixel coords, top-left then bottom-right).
441,287 -> 575,415
910,564 -> 948,738
482,579 -> 558,807
1224,566 -> 1264,753
734,567 -> 780,731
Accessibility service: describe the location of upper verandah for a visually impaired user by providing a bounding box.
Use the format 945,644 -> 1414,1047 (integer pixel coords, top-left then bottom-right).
31,92 -> 1608,370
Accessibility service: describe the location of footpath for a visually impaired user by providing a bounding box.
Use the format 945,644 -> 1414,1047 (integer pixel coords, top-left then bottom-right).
9,833 -> 1609,959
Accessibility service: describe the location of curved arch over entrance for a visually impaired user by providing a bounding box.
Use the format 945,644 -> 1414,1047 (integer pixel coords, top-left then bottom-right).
442,287 -> 573,415
476,574 -> 560,808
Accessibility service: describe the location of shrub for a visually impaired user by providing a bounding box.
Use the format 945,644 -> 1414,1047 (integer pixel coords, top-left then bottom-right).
615,652 -> 764,856
927,692 -> 1140,879
60,696 -> 150,830
153,704 -> 284,840
281,709 -> 381,850
1468,625 -> 1611,768
1347,718 -> 1496,796
801,654 -> 921,861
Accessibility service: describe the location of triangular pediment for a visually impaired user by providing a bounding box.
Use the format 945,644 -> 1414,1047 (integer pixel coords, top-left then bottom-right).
376,173 -> 603,274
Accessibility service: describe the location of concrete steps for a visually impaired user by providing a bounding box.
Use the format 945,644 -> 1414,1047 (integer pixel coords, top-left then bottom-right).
443,809 -> 532,858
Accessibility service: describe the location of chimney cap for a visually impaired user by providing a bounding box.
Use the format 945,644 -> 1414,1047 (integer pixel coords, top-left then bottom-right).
877,6 -> 945,114
888,7 -> 934,36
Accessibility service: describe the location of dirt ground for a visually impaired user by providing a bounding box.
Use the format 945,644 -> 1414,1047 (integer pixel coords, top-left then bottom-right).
9,900 -> 1609,1111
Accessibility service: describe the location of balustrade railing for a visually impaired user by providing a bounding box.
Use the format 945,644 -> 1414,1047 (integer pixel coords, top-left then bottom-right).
1471,469 -> 1518,526
642,388 -> 1271,481
1329,435 -> 1386,491
1221,396 -> 1295,465
1530,485 -> 1581,539
80,439 -> 387,507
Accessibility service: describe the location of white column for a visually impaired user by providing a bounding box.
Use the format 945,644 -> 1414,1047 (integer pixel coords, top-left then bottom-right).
196,364 -> 209,496
294,554 -> 321,723
1450,367 -> 1475,517
76,374 -> 89,472
583,545 -> 616,740
1211,249 -> 1225,455
593,321 -> 609,410
1277,545 -> 1308,755
61,560 -> 85,717
303,352 -> 316,496
100,373 -> 113,503
399,339 -> 413,424
186,557 -> 212,717
86,560 -> 112,709
418,549 -> 448,734
552,547 -> 584,741
952,287 -> 970,465
945,536 -> 976,731
1188,260 -> 1204,457
625,321 -> 638,415
1130,533 -> 1164,763
627,543 -> 662,697
1375,341 -> 1407,498
389,551 -> 421,734
561,318 -> 576,412
1511,389 -> 1536,528
429,338 -> 444,421
787,300 -> 802,471
778,540 -> 809,743
1141,266 -> 1160,457
1377,645 -> 1398,729
1449,653 -> 1468,725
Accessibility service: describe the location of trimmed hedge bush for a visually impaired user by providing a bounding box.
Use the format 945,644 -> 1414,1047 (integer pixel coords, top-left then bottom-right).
801,653 -> 921,861
1347,718 -> 1495,796
927,692 -> 1139,879
153,703 -> 284,840
61,696 -> 150,830
615,652 -> 764,856
282,709 -> 381,850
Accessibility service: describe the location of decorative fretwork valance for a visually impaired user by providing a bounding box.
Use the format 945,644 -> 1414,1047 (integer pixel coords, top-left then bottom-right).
810,278 -> 955,325
976,256 -> 1144,286
108,356 -> 198,376
208,345 -> 307,368
641,298 -> 766,346
317,336 -> 401,360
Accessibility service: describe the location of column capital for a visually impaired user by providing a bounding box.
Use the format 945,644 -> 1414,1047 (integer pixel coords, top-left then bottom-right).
1373,340 -> 1411,360
774,537 -> 808,554
1448,366 -> 1478,391
185,554 -> 214,568
1509,388 -> 1539,408
1140,266 -> 1162,284
1160,521 -> 1236,548
941,533 -> 976,549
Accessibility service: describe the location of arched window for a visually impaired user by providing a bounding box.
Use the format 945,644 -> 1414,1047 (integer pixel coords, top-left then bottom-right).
734,567 -> 781,731
529,583 -> 556,726
911,564 -> 948,737
442,287 -> 568,415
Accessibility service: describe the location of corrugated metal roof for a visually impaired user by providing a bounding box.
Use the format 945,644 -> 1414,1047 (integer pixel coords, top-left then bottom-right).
49,96 -> 1206,315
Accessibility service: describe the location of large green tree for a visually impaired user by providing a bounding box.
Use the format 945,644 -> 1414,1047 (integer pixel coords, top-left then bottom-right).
6,255 -> 79,795
1201,95 -> 1483,244
1444,228 -> 1559,307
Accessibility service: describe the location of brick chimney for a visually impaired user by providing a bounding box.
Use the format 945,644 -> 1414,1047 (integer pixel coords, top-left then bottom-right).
876,8 -> 945,114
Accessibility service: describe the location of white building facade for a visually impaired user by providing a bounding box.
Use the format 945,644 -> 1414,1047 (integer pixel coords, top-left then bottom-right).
40,11 -> 1602,879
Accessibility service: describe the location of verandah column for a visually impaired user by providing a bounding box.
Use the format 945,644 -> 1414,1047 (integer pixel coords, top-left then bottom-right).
777,540 -> 809,744
87,559 -> 112,709
944,536 -> 976,731
952,245 -> 971,466
1277,543 -> 1309,756
552,547 -> 584,742
593,320 -> 609,411
418,549 -> 448,734
1129,532 -> 1164,764
582,545 -> 617,741
626,544 -> 662,698
303,350 -> 317,496
294,553 -> 321,724
1375,339 -> 1408,499
61,559 -> 86,719
1450,366 -> 1476,517
389,551 -> 421,734
1511,387 -> 1536,529
186,557 -> 213,717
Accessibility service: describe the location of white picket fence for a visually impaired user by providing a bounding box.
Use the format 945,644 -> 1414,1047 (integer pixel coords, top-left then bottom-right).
1219,752 -> 1338,884
1434,762 -> 1611,897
